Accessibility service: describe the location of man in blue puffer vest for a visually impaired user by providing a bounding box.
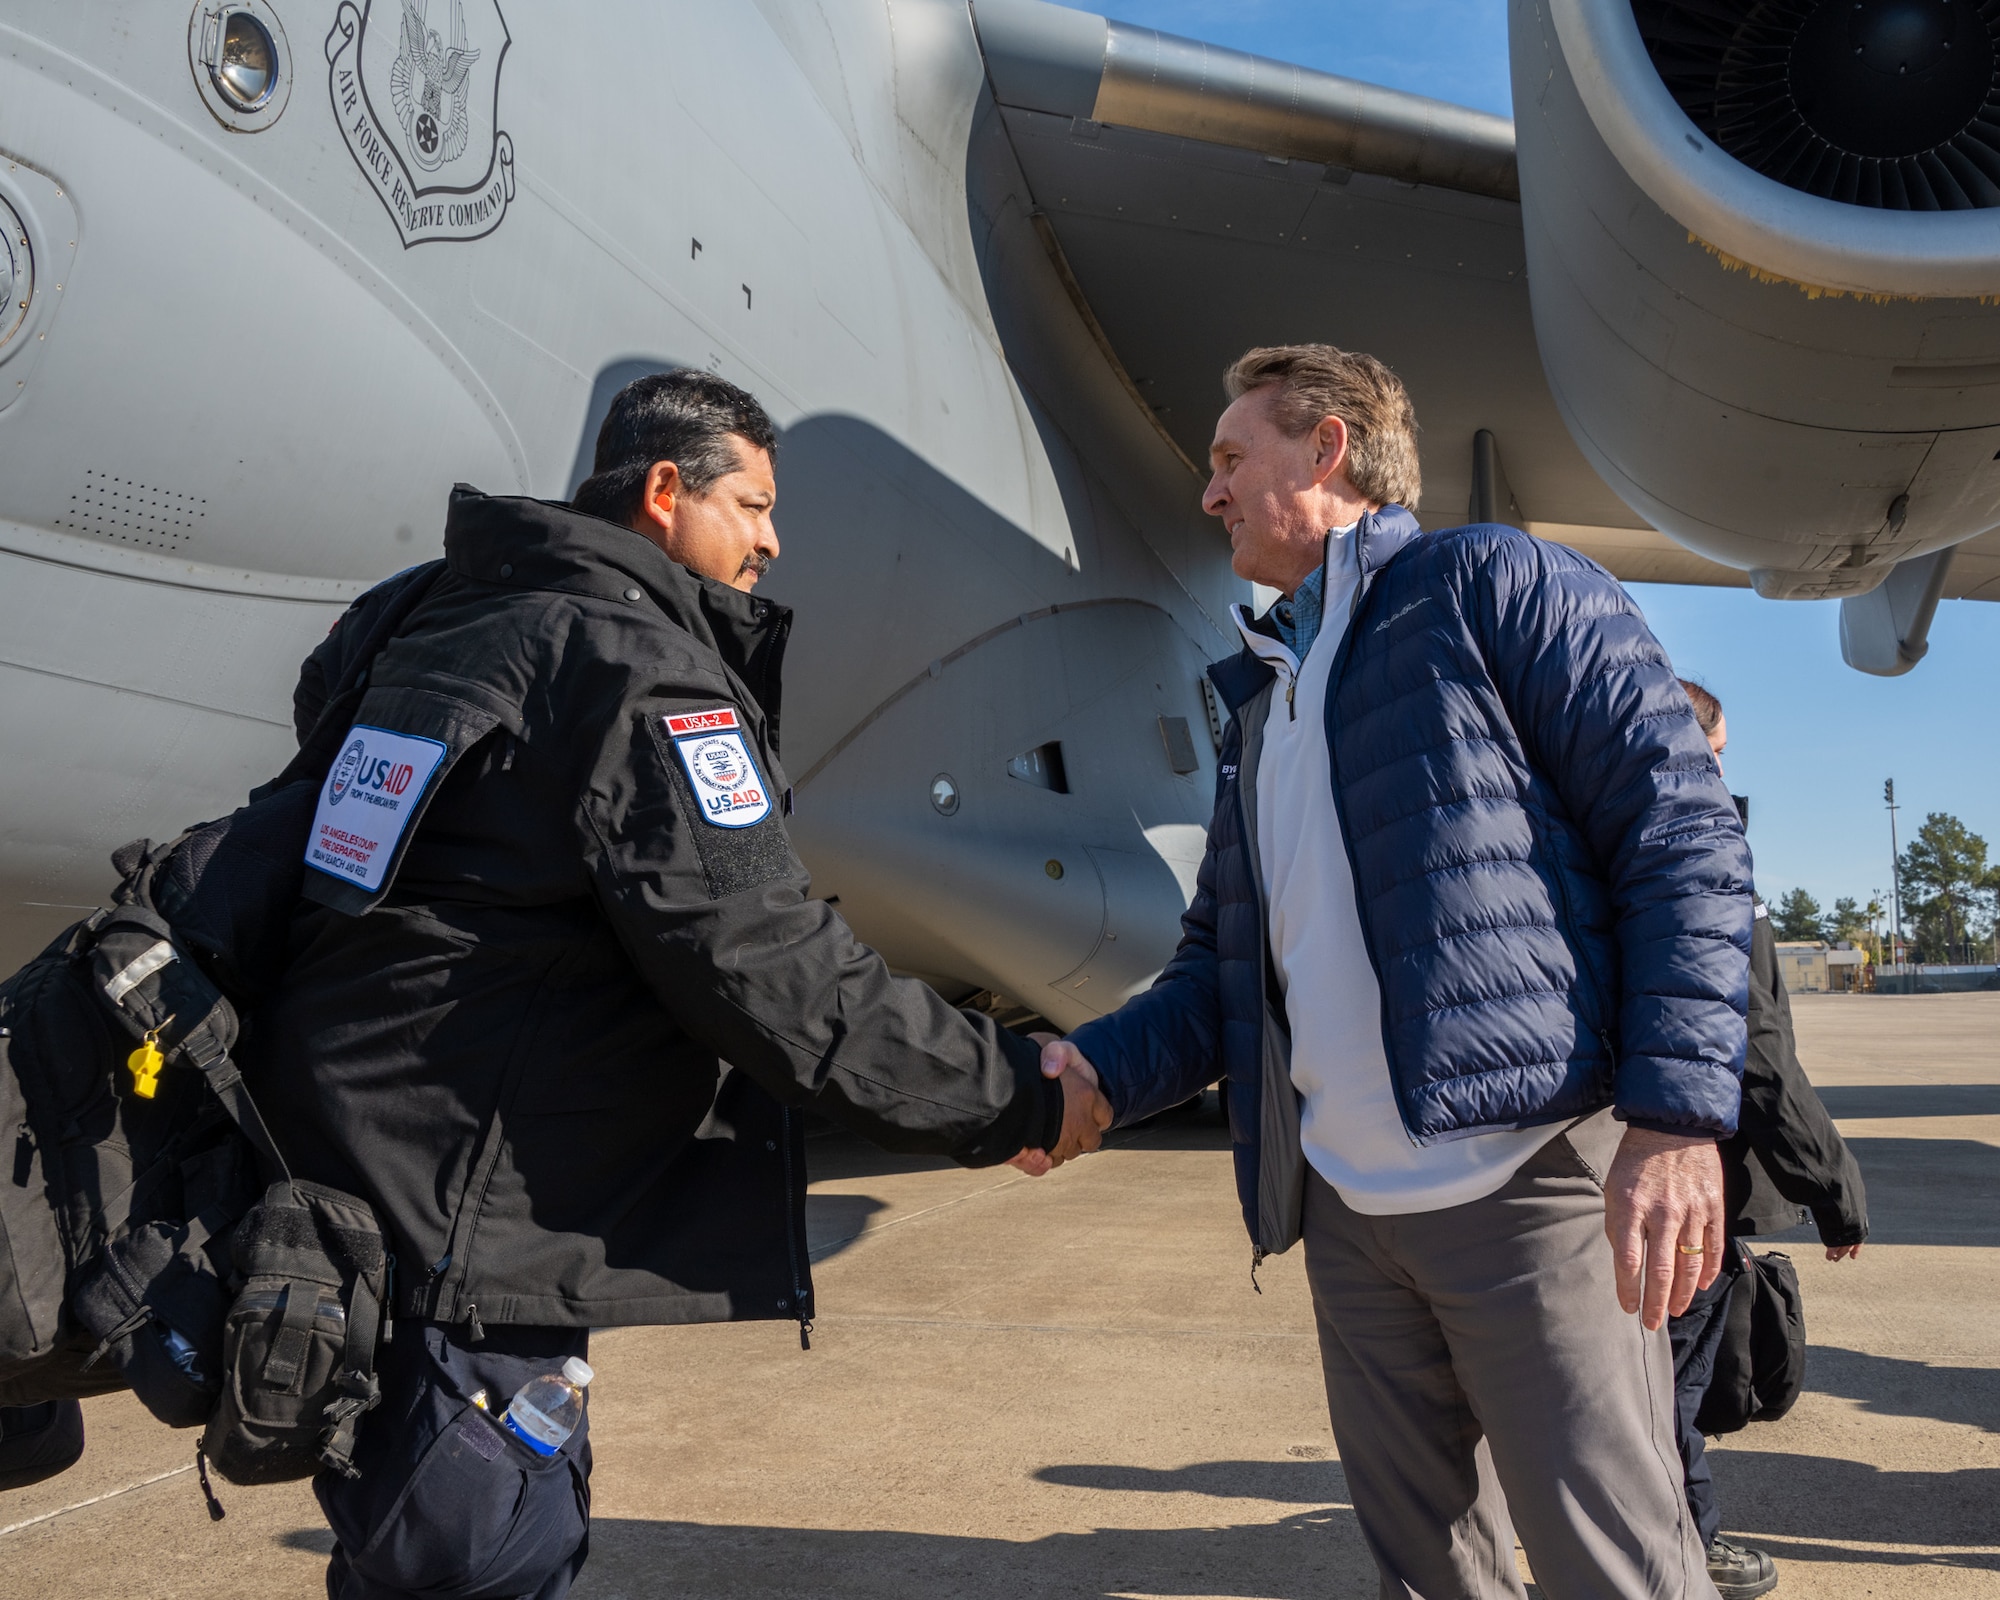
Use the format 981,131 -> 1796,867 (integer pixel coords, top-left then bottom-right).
1036,345 -> 1751,1599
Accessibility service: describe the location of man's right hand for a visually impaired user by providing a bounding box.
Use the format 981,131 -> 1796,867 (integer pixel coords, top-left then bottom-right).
1007,1039 -> 1112,1176
1604,1127 -> 1724,1328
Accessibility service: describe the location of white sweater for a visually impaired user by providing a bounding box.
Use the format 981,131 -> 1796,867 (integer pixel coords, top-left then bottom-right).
1241,531 -> 1560,1215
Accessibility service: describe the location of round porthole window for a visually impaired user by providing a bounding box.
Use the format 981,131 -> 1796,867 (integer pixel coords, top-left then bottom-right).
929,775 -> 961,816
0,197 -> 31,355
188,2 -> 293,132
215,11 -> 278,109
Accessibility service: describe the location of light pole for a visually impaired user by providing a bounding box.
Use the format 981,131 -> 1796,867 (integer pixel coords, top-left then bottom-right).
1885,778 -> 1903,967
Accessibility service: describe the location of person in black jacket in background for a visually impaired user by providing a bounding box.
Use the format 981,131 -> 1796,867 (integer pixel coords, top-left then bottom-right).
1672,680 -> 1869,1600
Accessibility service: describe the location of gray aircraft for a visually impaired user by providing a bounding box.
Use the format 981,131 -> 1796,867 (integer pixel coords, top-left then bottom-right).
1,0 -> 1995,1026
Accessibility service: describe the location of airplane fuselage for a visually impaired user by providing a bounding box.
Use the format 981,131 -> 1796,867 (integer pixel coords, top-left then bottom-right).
0,0 -> 1234,1021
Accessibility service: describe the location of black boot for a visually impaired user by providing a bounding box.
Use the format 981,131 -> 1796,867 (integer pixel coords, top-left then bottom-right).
0,1399 -> 86,1491
1707,1536 -> 1778,1599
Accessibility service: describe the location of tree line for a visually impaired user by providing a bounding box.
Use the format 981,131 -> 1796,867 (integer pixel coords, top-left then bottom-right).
1770,811 -> 1998,965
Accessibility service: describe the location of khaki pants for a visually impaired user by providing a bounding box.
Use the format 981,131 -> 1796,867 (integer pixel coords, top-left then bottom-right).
1301,1111 -> 1716,1600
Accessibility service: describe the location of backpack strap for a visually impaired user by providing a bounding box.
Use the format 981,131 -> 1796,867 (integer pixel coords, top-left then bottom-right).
178,1029 -> 292,1186
318,1265 -> 383,1479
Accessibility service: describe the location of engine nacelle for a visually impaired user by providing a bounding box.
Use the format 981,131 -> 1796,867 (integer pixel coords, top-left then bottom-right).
1510,0 -> 2000,611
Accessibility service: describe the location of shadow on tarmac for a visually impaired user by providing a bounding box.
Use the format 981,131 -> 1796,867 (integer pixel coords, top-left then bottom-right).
804,1193 -> 888,1263
1841,1137 -> 2000,1246
1818,1084 -> 2000,1119
1803,1345 -> 2000,1434
1037,1456 -> 1351,1504
1713,1450 -> 2000,1570
571,1508 -> 1377,1599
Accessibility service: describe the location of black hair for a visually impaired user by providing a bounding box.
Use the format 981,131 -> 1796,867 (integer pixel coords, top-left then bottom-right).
571,369 -> 778,524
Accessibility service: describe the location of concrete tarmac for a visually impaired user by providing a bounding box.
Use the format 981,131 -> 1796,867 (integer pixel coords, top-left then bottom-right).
2,992 -> 1994,1598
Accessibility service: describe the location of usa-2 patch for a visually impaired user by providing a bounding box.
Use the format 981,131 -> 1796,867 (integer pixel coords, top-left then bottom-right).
665,708 -> 772,828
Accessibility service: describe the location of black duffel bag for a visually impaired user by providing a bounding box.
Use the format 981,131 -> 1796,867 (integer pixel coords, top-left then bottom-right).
1695,1243 -> 1807,1435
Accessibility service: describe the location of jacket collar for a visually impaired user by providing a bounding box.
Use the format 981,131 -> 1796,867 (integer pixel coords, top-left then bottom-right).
1207,504 -> 1425,715
443,485 -> 795,745
1355,502 -> 1423,582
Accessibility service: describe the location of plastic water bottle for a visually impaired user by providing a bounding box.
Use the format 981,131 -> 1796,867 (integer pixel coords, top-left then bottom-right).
160,1325 -> 206,1385
501,1357 -> 593,1456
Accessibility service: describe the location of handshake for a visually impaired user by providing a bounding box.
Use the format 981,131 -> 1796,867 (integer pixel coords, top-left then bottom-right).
1008,1036 -> 1113,1176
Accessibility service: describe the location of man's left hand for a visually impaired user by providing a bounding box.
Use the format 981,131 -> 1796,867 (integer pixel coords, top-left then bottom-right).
1604,1128 -> 1724,1329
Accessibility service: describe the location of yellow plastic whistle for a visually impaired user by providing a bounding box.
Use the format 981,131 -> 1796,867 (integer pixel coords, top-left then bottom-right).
127,1031 -> 166,1099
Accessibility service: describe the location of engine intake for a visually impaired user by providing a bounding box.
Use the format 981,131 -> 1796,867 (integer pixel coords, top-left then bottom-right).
1635,0 -> 2000,210
1512,0 -> 2000,652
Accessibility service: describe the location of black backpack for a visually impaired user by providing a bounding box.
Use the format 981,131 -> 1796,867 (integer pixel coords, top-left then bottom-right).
0,823 -> 392,1495
0,858 -> 264,1418
0,562 -> 447,1497
1695,1245 -> 1807,1435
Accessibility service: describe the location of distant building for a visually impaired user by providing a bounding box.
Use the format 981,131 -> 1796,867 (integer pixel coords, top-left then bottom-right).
1775,942 -> 1829,994
1776,941 -> 1870,995
1826,944 -> 1868,993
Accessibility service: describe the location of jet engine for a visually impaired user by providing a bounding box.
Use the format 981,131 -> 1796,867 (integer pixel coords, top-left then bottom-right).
1511,0 -> 2000,671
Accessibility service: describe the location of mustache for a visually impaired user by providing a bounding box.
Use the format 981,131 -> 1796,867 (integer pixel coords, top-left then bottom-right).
737,550 -> 772,579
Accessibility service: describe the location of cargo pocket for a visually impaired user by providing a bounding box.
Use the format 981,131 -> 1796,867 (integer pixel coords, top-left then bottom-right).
345,1401 -> 586,1600
203,1283 -> 348,1483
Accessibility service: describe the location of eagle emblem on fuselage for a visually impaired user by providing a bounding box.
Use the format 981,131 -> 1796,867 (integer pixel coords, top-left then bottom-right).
389,0 -> 479,170
327,0 -> 514,245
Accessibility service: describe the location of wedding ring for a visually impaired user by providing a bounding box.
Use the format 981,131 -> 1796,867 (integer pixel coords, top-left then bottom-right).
1677,1244 -> 1705,1255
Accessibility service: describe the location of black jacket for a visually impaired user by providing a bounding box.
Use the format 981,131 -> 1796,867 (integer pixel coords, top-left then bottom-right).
244,489 -> 1059,1333
1725,901 -> 1868,1246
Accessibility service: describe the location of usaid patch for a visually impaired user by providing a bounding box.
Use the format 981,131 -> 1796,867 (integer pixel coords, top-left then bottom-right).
304,725 -> 449,891
664,708 -> 771,828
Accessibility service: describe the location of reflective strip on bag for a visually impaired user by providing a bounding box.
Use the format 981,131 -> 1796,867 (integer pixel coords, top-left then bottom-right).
103,939 -> 176,1004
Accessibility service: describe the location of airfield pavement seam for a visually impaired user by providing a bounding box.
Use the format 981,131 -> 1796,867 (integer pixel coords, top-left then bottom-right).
0,1460 -> 193,1538
808,1170 -> 1035,1262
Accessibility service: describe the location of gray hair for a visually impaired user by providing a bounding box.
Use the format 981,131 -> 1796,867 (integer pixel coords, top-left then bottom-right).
1224,344 -> 1422,510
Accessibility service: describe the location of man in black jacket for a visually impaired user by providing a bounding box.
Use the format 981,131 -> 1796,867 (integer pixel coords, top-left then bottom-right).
249,370 -> 1108,1600
1672,681 -> 1868,1600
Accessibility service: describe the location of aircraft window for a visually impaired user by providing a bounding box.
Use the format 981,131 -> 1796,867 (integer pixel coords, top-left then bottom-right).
188,2 -> 292,132
1007,743 -> 1070,794
216,13 -> 277,110
929,775 -> 961,816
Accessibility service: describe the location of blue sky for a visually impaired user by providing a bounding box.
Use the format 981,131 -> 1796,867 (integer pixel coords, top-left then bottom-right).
1629,588 -> 1996,920
1065,0 -> 1518,116
1056,0 -> 1999,917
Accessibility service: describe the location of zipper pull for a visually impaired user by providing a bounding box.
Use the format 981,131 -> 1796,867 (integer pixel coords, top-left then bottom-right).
1250,1247 -> 1266,1295
465,1303 -> 484,1343
381,1253 -> 396,1345
1286,672 -> 1297,722
195,1444 -> 227,1522
799,1316 -> 813,1352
